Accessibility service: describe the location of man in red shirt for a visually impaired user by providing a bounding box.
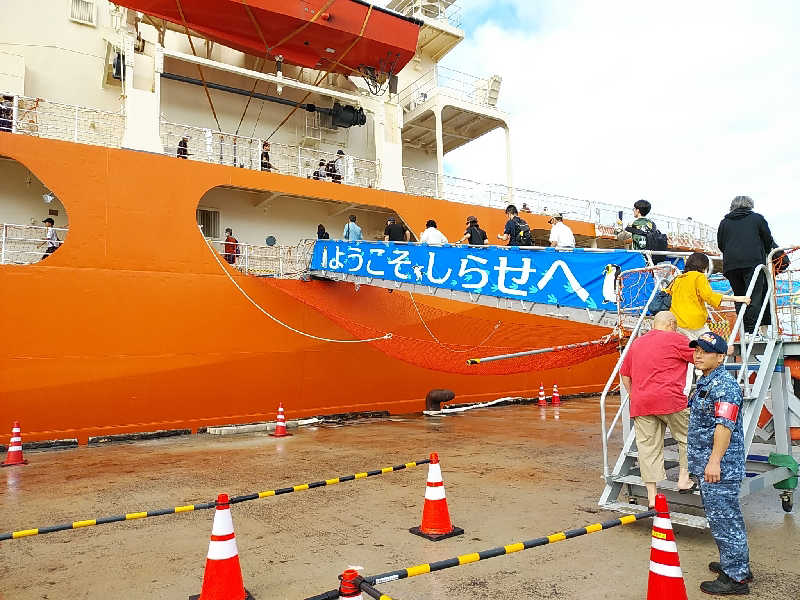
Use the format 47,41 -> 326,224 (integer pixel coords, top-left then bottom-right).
620,311 -> 696,507
223,228 -> 239,265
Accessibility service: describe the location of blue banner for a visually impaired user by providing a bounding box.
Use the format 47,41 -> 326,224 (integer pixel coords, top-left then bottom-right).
311,240 -> 647,310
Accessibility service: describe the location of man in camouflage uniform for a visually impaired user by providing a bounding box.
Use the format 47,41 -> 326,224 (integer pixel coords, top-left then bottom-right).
688,331 -> 752,595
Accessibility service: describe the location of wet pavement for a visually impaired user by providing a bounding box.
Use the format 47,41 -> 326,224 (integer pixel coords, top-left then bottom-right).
0,398 -> 798,599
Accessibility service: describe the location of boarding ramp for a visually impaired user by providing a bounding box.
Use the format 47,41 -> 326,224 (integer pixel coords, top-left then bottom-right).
599,248 -> 800,527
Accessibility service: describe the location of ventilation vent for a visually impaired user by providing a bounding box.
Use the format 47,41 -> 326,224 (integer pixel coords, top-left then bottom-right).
70,0 -> 97,26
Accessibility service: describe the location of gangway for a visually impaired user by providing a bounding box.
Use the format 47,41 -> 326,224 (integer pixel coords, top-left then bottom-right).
598,248 -> 800,527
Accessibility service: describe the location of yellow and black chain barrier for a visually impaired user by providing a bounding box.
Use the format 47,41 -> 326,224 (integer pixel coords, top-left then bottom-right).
0,458 -> 429,542
305,510 -> 656,600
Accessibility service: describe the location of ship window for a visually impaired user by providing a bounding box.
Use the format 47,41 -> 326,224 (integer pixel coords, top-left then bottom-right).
69,0 -> 97,26
196,208 -> 220,239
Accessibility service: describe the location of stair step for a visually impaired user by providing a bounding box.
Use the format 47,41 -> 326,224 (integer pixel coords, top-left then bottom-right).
613,474 -> 700,496
600,502 -> 708,529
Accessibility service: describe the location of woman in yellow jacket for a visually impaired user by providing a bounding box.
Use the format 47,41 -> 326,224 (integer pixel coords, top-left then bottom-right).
669,252 -> 750,340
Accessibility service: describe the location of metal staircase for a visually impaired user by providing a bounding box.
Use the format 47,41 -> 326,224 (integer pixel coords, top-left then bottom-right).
598,258 -> 799,528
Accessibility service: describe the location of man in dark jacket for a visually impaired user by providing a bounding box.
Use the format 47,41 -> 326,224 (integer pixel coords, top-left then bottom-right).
717,196 -> 776,334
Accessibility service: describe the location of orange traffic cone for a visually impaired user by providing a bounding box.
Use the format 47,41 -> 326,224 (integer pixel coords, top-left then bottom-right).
410,452 -> 464,541
551,384 -> 561,406
269,403 -> 292,438
538,383 -> 546,407
2,421 -> 28,467
189,494 -> 254,600
647,493 -> 687,600
338,569 -> 363,599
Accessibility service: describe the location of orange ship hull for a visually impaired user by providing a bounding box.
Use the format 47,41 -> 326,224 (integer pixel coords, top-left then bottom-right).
0,134 -> 616,444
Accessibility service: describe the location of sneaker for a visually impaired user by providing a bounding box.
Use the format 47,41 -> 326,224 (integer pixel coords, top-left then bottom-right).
700,572 -> 750,595
709,562 -> 753,583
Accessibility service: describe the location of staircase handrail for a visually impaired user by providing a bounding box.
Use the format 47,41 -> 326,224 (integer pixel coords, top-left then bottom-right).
724,262 -> 776,395
599,264 -> 680,479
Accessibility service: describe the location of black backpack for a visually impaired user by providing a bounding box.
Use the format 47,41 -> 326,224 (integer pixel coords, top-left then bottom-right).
510,216 -> 533,246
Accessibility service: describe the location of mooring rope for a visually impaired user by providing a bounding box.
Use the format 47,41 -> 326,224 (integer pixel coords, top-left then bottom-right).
466,334 -> 618,365
0,458 -> 429,541
304,509 -> 656,600
205,238 -> 392,343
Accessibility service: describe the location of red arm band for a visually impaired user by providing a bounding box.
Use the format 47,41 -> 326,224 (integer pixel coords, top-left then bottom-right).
715,401 -> 739,421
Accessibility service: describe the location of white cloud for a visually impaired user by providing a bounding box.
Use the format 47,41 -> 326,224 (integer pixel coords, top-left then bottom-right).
440,0 -> 800,245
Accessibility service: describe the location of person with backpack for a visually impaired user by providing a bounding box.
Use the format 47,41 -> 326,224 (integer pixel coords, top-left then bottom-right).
497,204 -> 533,246
457,216 -> 488,245
617,199 -> 668,256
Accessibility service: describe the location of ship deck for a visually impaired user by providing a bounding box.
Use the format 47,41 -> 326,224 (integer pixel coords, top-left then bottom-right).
1,399 -> 798,599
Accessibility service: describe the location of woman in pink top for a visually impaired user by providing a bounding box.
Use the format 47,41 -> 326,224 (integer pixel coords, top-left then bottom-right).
620,311 -> 696,507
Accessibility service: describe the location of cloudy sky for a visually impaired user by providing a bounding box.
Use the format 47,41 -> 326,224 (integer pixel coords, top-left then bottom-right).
399,0 -> 799,245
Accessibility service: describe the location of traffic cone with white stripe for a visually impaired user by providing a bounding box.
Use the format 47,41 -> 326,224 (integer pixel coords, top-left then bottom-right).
269,403 -> 291,438
337,569 -> 363,599
409,452 -> 464,541
647,493 -> 687,600
189,494 -> 254,600
551,383 -> 561,406
538,383 -> 546,407
2,421 -> 28,467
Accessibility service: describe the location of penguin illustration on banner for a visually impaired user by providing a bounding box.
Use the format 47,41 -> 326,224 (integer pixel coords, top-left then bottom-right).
602,264 -> 621,304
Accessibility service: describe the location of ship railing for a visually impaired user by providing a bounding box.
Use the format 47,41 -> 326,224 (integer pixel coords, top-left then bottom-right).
0,223 -> 69,265
399,66 -> 496,111
0,94 -> 124,148
391,0 -> 463,28
160,121 -> 379,188
208,239 -> 315,277
400,166 -> 718,250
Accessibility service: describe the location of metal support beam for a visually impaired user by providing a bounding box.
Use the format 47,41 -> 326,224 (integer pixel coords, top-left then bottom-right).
160,47 -> 363,106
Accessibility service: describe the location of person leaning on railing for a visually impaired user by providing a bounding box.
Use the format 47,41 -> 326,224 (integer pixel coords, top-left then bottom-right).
668,252 -> 750,341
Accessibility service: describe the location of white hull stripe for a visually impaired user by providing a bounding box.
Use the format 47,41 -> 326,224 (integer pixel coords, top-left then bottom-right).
649,561 -> 684,578
651,538 -> 678,553
211,510 -> 235,536
10,437 -> 21,443
425,487 -> 446,501
653,517 -> 673,530
7,445 -> 22,452
207,538 -> 239,560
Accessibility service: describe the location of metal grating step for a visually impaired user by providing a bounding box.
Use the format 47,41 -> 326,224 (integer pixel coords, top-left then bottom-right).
600,502 -> 708,529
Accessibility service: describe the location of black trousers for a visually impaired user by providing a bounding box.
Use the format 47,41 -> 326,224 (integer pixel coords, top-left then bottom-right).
725,266 -> 771,333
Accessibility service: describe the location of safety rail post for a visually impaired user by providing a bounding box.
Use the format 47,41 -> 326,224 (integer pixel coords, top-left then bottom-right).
723,262 -> 775,395
1,224 -> 6,264
11,95 -> 19,134
73,106 -> 79,142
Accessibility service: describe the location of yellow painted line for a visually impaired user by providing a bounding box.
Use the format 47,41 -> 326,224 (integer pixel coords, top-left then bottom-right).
325,478 -> 340,485
504,542 -> 524,553
125,512 -> 147,520
175,505 -> 195,513
381,467 -> 393,473
354,472 -> 368,479
585,523 -> 602,534
72,520 -> 96,528
293,484 -> 310,491
12,529 -> 38,538
619,515 -> 637,525
547,532 -> 566,543
258,490 -> 275,498
406,564 -> 431,577
404,462 -> 417,468
458,553 -> 480,565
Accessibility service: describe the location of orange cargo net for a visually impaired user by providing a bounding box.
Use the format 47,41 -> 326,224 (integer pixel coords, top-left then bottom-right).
270,280 -> 619,376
